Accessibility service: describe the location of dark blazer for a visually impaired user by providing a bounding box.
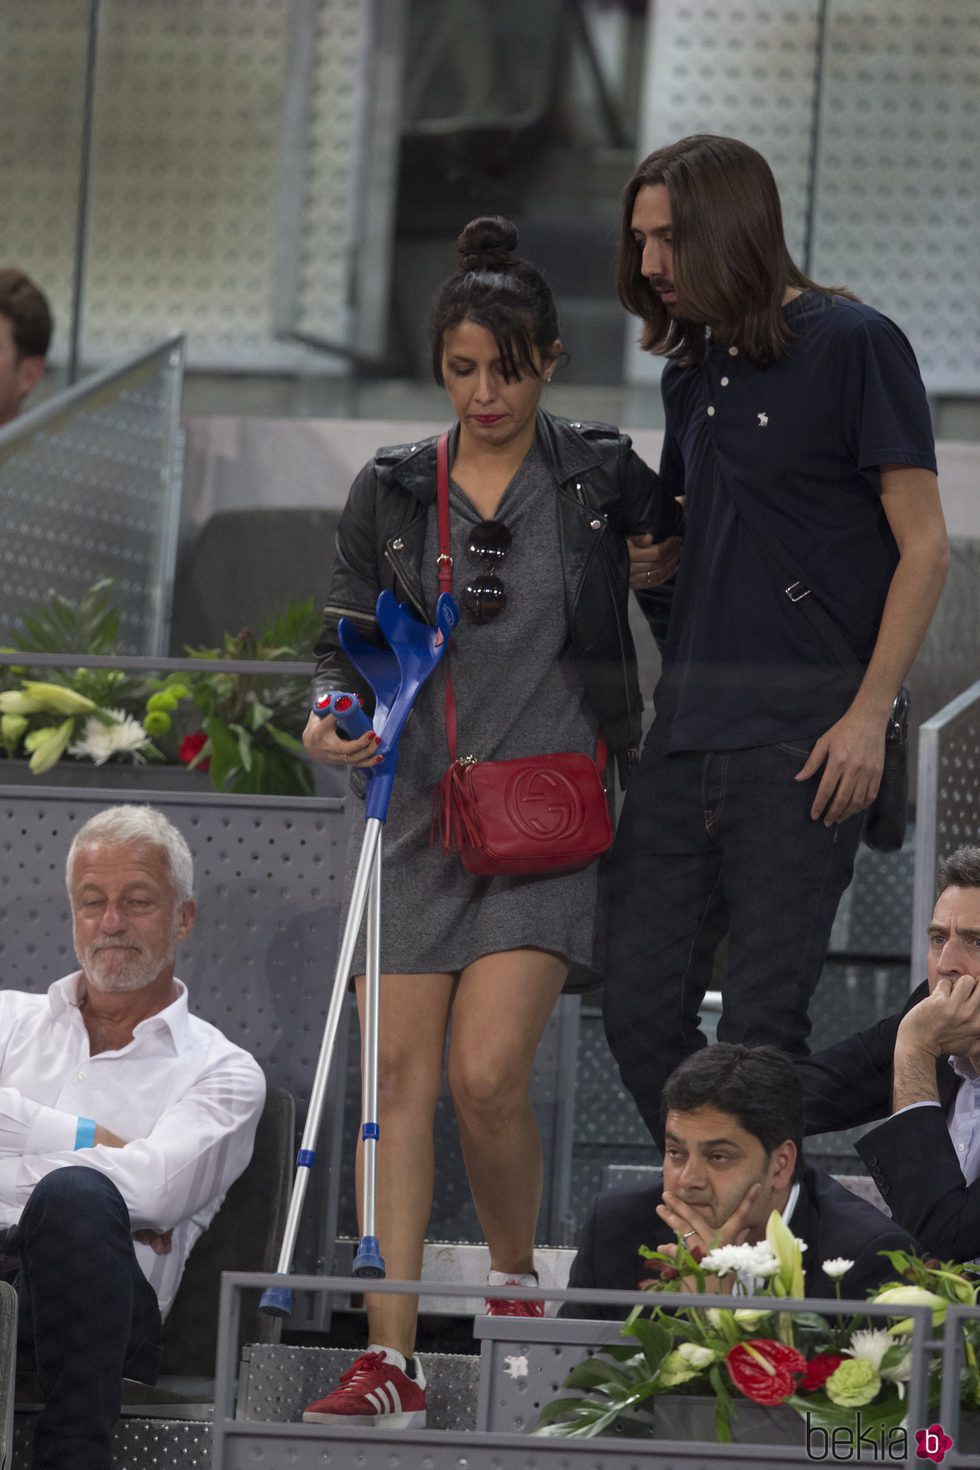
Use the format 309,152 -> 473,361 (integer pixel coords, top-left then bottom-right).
561,1162 -> 915,1320
798,981 -> 974,1260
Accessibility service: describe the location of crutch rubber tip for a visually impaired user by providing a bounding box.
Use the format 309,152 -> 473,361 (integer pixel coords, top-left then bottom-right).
259,1285 -> 294,1317
352,1236 -> 386,1278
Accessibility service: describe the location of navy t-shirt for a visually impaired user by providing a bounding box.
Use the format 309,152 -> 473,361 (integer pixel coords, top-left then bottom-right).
651,291 -> 937,753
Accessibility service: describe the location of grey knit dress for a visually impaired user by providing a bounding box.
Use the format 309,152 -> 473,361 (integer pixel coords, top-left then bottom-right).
343,443 -> 603,978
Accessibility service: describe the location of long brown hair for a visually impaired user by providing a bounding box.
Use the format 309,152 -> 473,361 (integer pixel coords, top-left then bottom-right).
617,134 -> 857,366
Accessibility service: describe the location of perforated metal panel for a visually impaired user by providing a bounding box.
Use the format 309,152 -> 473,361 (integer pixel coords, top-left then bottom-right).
826,841 -> 915,960
639,0 -> 818,257
913,681 -> 980,980
477,1319 -> 623,1435
811,0 -> 980,393
0,0 -> 392,371
0,783 -> 350,1293
0,340 -> 183,655
628,0 -> 980,392
239,1344 -> 478,1430
12,1414 -> 209,1470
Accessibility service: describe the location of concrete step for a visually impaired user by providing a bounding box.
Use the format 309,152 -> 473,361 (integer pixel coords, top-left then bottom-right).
332,1239 -> 577,1316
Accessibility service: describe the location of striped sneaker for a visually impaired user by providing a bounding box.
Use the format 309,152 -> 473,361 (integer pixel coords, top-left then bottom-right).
485,1275 -> 545,1317
302,1349 -> 426,1429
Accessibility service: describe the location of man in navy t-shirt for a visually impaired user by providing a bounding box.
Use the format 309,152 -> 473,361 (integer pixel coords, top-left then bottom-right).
604,134 -> 949,1146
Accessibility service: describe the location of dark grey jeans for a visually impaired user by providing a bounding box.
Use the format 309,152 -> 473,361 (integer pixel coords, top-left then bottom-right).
8,1166 -> 162,1470
602,741 -> 863,1145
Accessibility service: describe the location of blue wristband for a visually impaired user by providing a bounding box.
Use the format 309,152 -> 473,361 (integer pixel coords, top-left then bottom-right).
74,1117 -> 96,1150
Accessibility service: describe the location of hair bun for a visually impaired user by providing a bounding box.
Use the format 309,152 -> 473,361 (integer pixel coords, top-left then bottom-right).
457,216 -> 519,274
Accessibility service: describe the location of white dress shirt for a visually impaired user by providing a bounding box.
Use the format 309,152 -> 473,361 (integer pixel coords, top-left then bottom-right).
0,974 -> 266,1316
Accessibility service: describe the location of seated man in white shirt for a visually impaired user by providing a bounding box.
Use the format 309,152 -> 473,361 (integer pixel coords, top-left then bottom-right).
0,805 -> 266,1470
799,844 -> 980,1260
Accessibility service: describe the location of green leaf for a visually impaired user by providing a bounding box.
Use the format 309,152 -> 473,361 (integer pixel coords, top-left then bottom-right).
564,1358 -> 634,1392
228,722 -> 254,773
624,1314 -> 672,1371
248,699 -> 273,731
787,1389 -> 906,1436
203,716 -> 242,791
265,722 -> 307,754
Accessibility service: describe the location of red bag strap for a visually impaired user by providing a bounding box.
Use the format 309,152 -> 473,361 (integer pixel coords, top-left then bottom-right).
434,428 -> 607,777
436,432 -> 459,763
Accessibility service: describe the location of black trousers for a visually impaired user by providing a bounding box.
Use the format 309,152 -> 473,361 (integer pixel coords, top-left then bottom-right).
8,1167 -> 162,1470
603,742 -> 863,1146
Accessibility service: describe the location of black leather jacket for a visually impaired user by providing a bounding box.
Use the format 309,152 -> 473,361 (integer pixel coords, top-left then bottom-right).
312,410 -> 682,783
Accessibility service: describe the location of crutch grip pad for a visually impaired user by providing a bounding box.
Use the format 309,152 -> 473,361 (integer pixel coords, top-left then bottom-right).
310,691 -> 373,740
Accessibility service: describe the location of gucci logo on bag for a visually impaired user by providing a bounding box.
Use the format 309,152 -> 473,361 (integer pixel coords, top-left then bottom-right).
506,768 -> 586,840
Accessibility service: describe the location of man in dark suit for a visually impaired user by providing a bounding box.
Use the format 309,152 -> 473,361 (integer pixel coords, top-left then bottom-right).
563,1043 -> 914,1319
798,844 -> 980,1262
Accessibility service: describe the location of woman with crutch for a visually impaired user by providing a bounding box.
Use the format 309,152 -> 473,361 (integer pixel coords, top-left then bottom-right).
300,215 -> 683,1429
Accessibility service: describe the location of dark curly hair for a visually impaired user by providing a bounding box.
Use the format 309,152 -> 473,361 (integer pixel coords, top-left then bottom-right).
429,216 -> 560,384
662,1043 -> 803,1181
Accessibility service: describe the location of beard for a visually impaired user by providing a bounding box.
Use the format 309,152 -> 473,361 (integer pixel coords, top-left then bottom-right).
78,915 -> 181,994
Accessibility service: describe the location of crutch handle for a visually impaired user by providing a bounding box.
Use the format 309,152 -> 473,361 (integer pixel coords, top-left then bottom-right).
310,691 -> 374,740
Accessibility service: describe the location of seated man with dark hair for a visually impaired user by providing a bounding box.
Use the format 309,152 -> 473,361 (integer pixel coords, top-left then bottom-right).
799,844 -> 980,1261
0,804 -> 265,1470
0,267 -> 52,427
562,1044 -> 914,1319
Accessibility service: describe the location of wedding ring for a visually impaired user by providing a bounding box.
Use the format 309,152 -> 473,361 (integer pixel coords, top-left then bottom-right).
682,1229 -> 696,1240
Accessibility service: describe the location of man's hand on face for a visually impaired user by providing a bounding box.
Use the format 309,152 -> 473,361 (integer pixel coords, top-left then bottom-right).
898,973 -> 980,1060
655,1181 -> 762,1292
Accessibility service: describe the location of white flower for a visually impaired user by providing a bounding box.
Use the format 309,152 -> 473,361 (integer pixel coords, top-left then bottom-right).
701,1242 -> 780,1279
846,1329 -> 913,1387
677,1342 -> 718,1368
844,1328 -> 890,1371
822,1258 -> 855,1280
69,711 -> 152,765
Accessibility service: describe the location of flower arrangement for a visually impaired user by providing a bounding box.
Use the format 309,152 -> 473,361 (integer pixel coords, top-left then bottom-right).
535,1217 -> 979,1444
0,579 -> 320,796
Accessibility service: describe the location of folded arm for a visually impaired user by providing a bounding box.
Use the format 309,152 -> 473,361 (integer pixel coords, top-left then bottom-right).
0,1053 -> 265,1232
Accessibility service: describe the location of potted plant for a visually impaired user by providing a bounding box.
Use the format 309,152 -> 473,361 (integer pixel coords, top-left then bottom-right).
535,1216 -> 979,1448
0,579 -> 321,796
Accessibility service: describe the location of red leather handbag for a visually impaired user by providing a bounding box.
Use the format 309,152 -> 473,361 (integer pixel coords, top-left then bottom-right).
431,432 -> 613,878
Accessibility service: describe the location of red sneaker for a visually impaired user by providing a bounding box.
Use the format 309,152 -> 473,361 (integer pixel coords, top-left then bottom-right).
302,1350 -> 427,1429
485,1278 -> 546,1317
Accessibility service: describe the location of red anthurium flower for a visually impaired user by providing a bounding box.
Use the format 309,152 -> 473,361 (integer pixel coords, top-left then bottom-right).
179,731 -> 210,771
800,1354 -> 845,1393
726,1339 -> 807,1406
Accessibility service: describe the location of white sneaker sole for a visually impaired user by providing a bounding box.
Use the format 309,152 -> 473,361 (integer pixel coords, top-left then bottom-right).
303,1409 -> 427,1429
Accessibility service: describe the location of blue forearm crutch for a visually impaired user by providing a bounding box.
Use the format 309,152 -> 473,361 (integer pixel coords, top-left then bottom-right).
261,591 -> 457,1316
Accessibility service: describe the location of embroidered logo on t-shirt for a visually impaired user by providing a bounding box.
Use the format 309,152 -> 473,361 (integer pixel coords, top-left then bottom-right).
757,412 -> 769,427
